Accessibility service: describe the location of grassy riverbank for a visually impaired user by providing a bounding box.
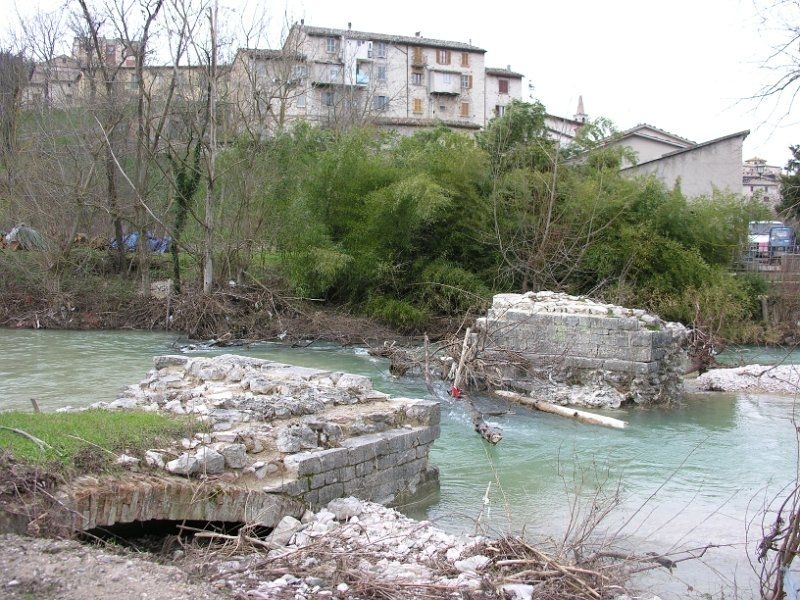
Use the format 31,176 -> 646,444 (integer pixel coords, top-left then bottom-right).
0,410 -> 198,474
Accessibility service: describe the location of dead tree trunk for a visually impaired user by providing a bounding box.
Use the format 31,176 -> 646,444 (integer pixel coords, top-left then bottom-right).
453,327 -> 503,444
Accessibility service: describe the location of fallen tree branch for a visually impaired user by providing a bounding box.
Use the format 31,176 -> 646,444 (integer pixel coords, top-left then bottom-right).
494,390 -> 627,429
0,426 -> 58,453
454,328 -> 502,444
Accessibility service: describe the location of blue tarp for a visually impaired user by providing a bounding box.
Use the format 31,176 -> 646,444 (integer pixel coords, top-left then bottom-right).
110,232 -> 171,253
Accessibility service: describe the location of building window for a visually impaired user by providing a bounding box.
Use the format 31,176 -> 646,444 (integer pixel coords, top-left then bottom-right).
460,52 -> 469,67
329,66 -> 341,83
322,90 -> 335,106
460,74 -> 472,89
373,95 -> 389,110
293,65 -> 308,79
498,79 -> 509,94
297,93 -> 306,108
411,72 -> 423,85
356,64 -> 370,84
326,37 -> 338,53
412,47 -> 424,64
460,102 -> 470,117
377,65 -> 387,82
436,49 -> 451,65
413,98 -> 423,113
443,73 -> 452,85
375,41 -> 387,58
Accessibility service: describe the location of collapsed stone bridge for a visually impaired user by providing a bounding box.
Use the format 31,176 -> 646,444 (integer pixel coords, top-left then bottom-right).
8,355 -> 440,536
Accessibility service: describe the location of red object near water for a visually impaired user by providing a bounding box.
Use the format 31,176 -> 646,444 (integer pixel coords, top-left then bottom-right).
450,386 -> 461,398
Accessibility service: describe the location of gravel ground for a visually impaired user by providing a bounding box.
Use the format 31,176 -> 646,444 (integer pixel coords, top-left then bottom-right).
0,534 -> 231,600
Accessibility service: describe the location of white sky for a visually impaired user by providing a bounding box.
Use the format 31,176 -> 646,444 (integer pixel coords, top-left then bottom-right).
11,0 -> 799,167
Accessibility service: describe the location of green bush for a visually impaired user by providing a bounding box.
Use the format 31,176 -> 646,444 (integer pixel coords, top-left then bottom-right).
363,296 -> 430,333
414,260 -> 492,315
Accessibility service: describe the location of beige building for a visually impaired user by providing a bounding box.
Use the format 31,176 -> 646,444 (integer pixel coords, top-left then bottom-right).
24,54 -> 83,107
552,101 -> 750,199
485,67 -> 524,122
227,23 -> 523,136
619,129 -> 749,199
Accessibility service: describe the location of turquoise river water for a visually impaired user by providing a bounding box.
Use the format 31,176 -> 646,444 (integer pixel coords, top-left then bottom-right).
2,328 -> 799,598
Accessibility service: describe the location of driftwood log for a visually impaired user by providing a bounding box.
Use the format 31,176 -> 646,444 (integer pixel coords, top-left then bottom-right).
494,390 -> 627,430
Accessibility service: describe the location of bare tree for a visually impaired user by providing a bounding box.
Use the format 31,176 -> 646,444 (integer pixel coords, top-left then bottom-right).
752,1 -> 800,125
74,0 -> 138,274
0,48 -> 28,183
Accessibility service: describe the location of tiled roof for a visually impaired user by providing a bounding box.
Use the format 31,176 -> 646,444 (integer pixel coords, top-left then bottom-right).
298,24 -> 486,53
485,67 -> 524,78
621,130 -> 750,170
617,123 -> 696,146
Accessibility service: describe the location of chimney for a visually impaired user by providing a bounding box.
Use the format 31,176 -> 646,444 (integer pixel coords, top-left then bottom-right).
348,22 -> 352,30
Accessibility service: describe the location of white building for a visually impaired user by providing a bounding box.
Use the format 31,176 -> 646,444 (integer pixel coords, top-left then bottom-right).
742,157 -> 783,207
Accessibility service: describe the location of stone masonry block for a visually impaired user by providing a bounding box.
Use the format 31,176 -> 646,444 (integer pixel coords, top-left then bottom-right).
602,359 -> 657,375
377,448 -> 417,470
340,432 -> 390,462
401,400 -> 441,426
415,425 -> 441,446
283,451 -> 320,477
315,483 -> 345,506
354,459 -> 377,478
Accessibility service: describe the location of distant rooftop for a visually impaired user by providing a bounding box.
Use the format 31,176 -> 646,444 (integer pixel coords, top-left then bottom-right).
296,23 -> 486,53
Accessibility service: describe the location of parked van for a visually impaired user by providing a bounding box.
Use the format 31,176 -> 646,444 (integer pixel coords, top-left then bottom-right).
748,220 -> 785,257
768,225 -> 796,257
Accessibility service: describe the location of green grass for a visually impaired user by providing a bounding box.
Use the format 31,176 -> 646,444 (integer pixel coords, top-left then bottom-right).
0,409 -> 199,474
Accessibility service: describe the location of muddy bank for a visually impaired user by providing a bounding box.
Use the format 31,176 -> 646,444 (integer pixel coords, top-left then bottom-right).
0,285 -> 442,346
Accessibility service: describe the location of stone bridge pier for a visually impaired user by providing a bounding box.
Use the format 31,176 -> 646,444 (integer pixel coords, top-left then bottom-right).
473,292 -> 688,406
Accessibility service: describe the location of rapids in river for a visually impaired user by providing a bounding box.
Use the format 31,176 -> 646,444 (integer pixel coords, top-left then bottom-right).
2,328 -> 799,598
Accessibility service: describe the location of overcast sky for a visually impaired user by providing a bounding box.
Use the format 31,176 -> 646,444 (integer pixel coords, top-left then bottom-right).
13,0 -> 799,167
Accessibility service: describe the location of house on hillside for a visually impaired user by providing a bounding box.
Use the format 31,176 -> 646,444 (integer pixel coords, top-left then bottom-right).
545,95 -> 588,146
485,66 -> 524,120
23,26 -> 523,138
24,55 -> 82,107
742,157 -> 783,208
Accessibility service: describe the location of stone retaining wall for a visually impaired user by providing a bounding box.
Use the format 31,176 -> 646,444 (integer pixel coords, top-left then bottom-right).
22,354 -> 440,535
474,292 -> 688,405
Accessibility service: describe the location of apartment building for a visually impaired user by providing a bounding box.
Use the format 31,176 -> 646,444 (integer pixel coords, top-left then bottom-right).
23,27 -> 522,137
229,22 -> 523,136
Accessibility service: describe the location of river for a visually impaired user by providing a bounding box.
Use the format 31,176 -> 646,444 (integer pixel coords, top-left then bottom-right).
2,328 -> 799,598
